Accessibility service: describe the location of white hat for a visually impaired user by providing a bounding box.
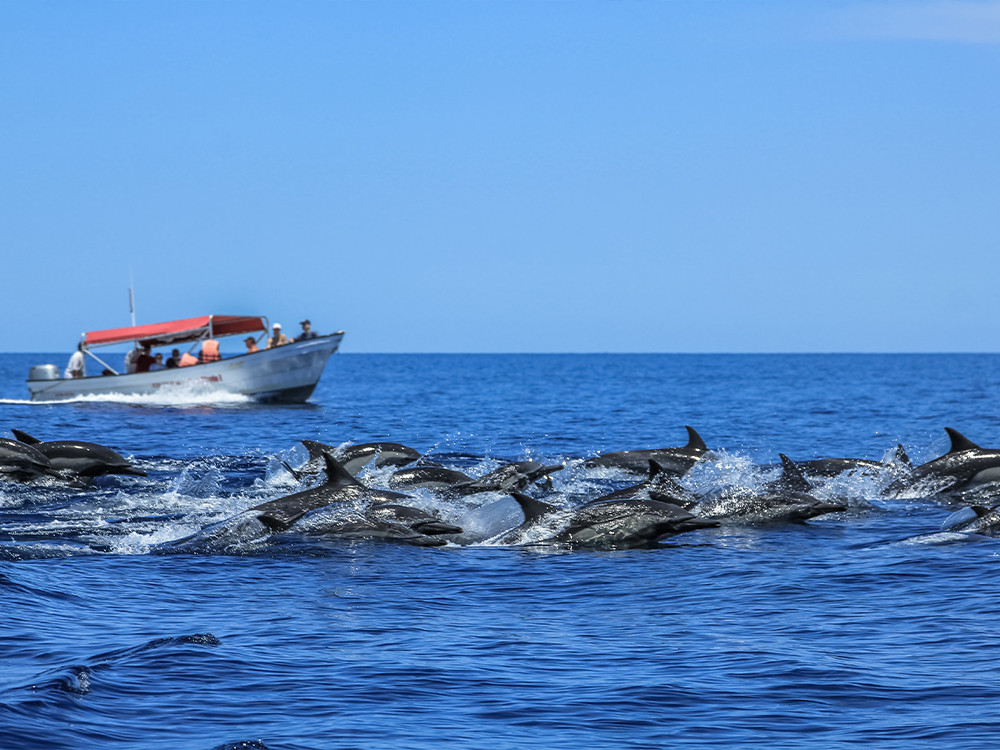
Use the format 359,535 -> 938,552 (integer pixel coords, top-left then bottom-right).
273,322 -> 282,329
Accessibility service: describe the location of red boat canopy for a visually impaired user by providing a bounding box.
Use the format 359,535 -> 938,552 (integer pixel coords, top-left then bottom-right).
84,315 -> 267,348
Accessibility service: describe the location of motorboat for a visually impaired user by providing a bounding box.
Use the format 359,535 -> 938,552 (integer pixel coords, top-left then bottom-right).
27,314 -> 344,403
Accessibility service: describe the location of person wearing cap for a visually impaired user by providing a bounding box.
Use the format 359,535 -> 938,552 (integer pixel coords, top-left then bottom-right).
293,319 -> 317,342
244,336 -> 260,354
267,323 -> 288,349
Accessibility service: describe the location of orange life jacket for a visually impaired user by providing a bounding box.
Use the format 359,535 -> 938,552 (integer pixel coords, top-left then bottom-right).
179,353 -> 199,367
200,339 -> 220,362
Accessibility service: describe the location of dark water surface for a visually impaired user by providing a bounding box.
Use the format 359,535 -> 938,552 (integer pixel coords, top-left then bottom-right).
2,353 -> 1000,749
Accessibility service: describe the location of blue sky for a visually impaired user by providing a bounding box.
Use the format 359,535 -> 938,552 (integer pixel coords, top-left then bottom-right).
2,1 -> 998,353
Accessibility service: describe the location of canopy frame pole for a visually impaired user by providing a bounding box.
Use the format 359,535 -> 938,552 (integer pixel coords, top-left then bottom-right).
82,347 -> 119,376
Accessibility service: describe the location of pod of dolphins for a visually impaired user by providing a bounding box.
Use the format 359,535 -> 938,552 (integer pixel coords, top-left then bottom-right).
6,425 -> 1000,550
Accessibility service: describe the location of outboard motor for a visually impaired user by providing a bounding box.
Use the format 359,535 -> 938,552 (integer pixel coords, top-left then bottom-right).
29,364 -> 61,381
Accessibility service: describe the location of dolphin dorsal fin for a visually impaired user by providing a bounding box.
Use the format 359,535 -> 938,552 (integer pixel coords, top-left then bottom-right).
778,454 -> 812,492
282,461 -> 303,482
684,426 -> 707,453
302,439 -> 337,462
945,428 -> 981,453
972,505 -> 992,518
893,443 -> 911,466
11,429 -> 41,445
510,492 -> 558,523
648,459 -> 667,480
322,453 -> 364,489
257,512 -> 293,532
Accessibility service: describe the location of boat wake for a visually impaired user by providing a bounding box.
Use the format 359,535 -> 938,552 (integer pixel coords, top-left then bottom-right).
1,387 -> 255,408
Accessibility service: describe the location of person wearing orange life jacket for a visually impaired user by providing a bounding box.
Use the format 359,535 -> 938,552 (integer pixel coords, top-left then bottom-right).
199,339 -> 221,363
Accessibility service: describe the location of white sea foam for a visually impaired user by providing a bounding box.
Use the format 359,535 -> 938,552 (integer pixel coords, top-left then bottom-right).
1,383 -> 254,408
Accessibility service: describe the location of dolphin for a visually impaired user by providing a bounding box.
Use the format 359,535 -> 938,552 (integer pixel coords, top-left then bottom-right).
940,504 -> 1000,536
388,465 -> 475,491
894,503 -> 1000,546
161,453 -> 460,552
10,429 -> 146,478
297,439 -> 422,477
885,428 -> 1000,498
0,437 -> 58,481
500,492 -> 718,549
448,460 -> 564,496
293,502 -> 462,545
293,517 -> 452,547
583,426 -> 710,475
695,454 -> 847,524
364,503 -> 463,536
256,452 -> 461,538
592,460 -> 700,509
253,453 -> 409,531
786,444 -> 911,479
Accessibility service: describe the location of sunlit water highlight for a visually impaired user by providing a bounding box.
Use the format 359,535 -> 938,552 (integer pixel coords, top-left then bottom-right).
3,353 -> 1000,749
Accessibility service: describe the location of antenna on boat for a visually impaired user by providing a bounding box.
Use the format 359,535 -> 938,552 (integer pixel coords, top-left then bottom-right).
128,268 -> 136,327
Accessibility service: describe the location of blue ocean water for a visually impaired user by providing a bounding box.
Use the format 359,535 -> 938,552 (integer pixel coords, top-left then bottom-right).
3,352 -> 1000,749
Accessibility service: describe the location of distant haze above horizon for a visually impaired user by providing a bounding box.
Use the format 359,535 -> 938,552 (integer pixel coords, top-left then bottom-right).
2,1 -> 998,354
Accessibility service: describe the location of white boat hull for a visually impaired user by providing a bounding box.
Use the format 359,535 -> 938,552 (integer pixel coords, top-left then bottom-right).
27,333 -> 344,403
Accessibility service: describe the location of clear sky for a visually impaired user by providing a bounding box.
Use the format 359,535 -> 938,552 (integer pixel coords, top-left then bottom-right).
2,1 -> 998,353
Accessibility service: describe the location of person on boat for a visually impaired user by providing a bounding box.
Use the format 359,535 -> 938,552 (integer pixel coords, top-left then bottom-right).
124,346 -> 139,373
149,353 -> 166,371
267,323 -> 288,348
166,349 -> 181,368
65,343 -> 86,379
244,336 -> 259,353
179,352 -> 199,367
199,339 -> 221,363
293,319 -> 317,342
135,344 -> 155,373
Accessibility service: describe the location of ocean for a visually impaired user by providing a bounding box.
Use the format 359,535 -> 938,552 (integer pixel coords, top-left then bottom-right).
2,352 -> 1000,749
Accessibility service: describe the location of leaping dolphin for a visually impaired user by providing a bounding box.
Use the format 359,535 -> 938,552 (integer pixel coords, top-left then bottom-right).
388,465 -> 476,491
591,460 -> 701,509
784,444 -> 911,479
256,452 -> 461,539
295,439 -> 422,477
694,454 -> 847,524
253,453 -> 409,531
160,453 -> 461,553
499,492 -> 718,549
10,429 -> 146,478
0,437 -> 59,481
885,428 -> 1000,498
583,426 -> 710,475
448,460 -> 564,496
